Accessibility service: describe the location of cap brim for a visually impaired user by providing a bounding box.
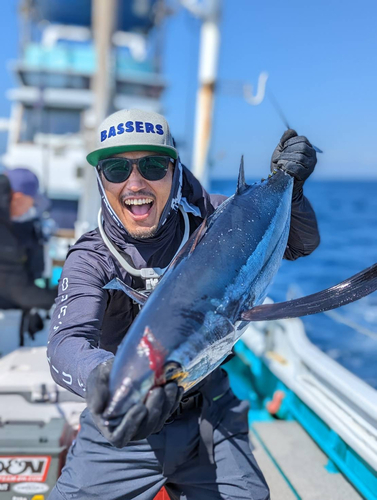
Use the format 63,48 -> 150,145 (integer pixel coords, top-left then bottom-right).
86,145 -> 178,166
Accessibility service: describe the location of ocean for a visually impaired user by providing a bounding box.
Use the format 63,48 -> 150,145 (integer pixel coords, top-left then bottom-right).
210,179 -> 377,389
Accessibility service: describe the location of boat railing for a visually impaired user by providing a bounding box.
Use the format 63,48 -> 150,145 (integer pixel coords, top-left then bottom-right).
239,316 -> 377,472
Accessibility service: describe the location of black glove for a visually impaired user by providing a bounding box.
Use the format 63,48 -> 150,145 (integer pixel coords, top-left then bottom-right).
86,358 -> 183,448
270,129 -> 317,195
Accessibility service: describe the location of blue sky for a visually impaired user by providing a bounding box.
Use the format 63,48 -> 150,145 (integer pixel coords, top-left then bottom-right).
162,0 -> 377,179
0,1 -> 376,179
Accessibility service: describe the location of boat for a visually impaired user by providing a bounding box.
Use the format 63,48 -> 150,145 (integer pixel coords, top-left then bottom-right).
225,314 -> 377,499
3,0 -> 165,231
0,1 -> 376,499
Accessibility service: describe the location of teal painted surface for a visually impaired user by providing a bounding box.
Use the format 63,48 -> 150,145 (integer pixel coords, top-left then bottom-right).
51,266 -> 63,287
23,44 -> 155,77
224,339 -> 377,500
326,459 -> 340,474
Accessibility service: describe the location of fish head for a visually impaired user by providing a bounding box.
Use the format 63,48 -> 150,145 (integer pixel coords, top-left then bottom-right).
103,326 -> 185,420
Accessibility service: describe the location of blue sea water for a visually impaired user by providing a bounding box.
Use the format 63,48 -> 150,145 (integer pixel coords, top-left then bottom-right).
211,179 -> 377,389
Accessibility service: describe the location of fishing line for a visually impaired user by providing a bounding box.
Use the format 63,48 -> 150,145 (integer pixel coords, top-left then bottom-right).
324,309 -> 377,341
287,285 -> 377,340
267,88 -> 323,154
267,88 -> 291,130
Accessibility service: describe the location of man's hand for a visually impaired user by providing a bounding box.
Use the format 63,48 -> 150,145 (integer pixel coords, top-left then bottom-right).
270,129 -> 317,192
86,358 -> 183,448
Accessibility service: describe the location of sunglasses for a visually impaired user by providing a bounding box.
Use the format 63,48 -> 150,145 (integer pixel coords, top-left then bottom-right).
98,155 -> 173,183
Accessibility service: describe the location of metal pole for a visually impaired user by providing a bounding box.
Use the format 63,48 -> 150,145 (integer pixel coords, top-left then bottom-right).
75,0 -> 117,237
91,0 -> 116,123
190,0 -> 221,188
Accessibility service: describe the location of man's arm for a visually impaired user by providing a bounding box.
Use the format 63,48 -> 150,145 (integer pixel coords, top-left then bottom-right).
48,245 -> 183,447
47,249 -> 114,397
271,129 -> 320,261
208,189 -> 320,261
284,189 -> 320,260
208,129 -> 321,262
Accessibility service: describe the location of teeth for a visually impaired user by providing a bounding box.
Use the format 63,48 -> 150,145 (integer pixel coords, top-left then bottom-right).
125,198 -> 153,206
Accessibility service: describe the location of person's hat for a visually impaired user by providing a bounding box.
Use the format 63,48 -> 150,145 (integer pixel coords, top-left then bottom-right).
6,168 -> 39,197
6,167 -> 50,213
86,109 -> 178,166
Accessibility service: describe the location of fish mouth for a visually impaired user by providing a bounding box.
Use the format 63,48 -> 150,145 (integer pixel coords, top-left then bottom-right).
103,362 -> 186,421
103,375 -> 137,420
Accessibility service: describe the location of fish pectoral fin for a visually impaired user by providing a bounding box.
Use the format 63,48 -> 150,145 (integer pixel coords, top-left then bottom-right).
103,278 -> 148,306
188,216 -> 208,256
240,263 -> 377,322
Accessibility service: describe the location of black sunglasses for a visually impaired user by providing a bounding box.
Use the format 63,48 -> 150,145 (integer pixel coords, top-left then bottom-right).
98,155 -> 173,183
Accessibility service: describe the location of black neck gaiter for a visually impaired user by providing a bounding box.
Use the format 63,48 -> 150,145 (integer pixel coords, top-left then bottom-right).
97,160 -> 214,270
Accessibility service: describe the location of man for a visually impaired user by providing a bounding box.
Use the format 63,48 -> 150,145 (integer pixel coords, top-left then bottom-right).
47,109 -> 319,500
7,167 -> 50,281
0,171 -> 56,312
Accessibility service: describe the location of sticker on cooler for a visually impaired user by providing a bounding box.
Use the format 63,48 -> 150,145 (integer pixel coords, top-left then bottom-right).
0,456 -> 51,483
11,497 -> 45,500
13,482 -> 50,494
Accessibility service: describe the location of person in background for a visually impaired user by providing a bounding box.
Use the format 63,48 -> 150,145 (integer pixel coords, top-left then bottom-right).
7,167 -> 51,281
0,170 -> 56,323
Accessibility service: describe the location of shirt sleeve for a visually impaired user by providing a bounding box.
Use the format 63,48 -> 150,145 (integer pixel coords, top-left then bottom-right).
47,249 -> 114,398
284,188 -> 320,261
209,194 -> 228,209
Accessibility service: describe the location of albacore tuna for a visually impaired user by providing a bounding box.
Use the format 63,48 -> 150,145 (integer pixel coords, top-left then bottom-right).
103,159 -> 377,420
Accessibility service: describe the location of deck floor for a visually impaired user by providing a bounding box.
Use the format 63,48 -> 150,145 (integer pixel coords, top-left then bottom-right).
251,421 -> 362,500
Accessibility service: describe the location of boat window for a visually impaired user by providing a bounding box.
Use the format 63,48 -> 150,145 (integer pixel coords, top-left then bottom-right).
19,106 -> 81,142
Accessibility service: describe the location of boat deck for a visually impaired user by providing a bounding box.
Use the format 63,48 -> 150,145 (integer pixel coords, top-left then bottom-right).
251,421 -> 362,499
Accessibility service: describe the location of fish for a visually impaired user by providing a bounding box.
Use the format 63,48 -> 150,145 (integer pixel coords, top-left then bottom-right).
102,158 -> 377,420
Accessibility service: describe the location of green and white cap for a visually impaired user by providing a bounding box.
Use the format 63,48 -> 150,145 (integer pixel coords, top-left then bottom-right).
86,109 -> 178,166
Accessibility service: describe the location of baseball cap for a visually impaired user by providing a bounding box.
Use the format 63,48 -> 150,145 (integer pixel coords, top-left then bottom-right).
6,168 -> 39,197
6,167 -> 50,213
86,109 -> 178,166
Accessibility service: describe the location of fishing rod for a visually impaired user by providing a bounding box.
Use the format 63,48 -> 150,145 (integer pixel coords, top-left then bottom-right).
267,88 -> 323,153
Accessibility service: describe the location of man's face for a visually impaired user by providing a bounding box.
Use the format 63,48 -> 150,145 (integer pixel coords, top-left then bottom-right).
10,192 -> 34,218
101,151 -> 173,239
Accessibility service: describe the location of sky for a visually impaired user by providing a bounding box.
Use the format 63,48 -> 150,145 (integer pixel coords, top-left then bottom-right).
162,0 -> 377,179
0,0 -> 376,180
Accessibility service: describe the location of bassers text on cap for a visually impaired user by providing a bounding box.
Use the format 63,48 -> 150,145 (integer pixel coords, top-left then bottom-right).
86,109 -> 178,166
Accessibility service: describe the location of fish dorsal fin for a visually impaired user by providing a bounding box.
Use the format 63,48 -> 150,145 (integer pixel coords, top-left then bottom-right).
189,216 -> 208,256
103,277 -> 148,306
236,155 -> 248,195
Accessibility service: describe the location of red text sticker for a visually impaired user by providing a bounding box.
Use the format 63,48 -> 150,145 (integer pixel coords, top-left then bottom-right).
0,456 -> 51,483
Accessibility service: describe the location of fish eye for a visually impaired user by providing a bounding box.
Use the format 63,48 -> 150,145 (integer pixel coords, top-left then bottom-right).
164,361 -> 183,381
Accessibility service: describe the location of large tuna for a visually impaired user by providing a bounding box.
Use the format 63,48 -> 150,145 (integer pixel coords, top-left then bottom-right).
103,160 -> 377,420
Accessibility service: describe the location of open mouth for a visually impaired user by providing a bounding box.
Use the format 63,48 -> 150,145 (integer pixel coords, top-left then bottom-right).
124,198 -> 154,218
